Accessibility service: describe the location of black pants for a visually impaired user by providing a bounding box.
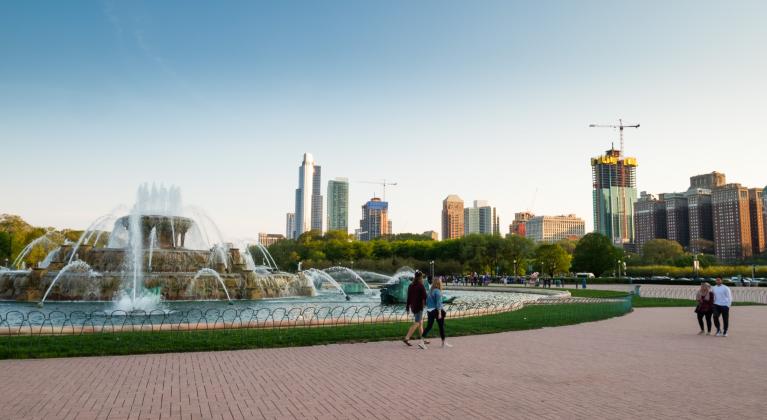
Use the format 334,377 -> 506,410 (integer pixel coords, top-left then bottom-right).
697,311 -> 712,332
713,305 -> 729,333
422,309 -> 446,340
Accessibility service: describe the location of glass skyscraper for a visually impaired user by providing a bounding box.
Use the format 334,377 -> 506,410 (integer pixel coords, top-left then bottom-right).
327,177 -> 349,233
591,147 -> 637,246
294,153 -> 323,237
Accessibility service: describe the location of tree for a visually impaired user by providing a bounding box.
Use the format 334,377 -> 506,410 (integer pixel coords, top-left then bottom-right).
641,239 -> 685,265
533,244 -> 571,276
571,233 -> 622,277
555,238 -> 578,255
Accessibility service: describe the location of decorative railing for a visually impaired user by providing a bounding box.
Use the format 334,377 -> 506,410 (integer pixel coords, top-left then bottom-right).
0,296 -> 632,336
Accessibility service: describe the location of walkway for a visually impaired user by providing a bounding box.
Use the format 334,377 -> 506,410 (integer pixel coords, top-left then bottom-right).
1,307 -> 765,419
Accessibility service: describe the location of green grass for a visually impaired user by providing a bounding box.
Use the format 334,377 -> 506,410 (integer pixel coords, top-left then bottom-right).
561,289 -> 763,308
0,300 -> 631,359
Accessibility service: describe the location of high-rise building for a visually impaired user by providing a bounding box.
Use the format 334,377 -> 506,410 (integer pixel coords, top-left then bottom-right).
663,192 -> 689,248
359,197 -> 390,241
763,186 -> 767,251
258,233 -> 285,248
634,192 -> 667,251
509,212 -> 534,236
493,208 -> 500,236
712,184 -> 752,260
294,153 -> 323,237
464,207 -> 480,235
591,147 -> 638,246
748,188 -> 765,256
442,195 -> 464,240
690,172 -> 726,190
464,200 -> 495,235
327,177 -> 349,233
686,188 -> 714,253
285,213 -> 296,240
524,214 -> 586,243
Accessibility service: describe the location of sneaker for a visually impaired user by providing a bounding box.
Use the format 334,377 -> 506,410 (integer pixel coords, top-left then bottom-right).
706,332 -> 711,336
715,331 -> 722,337
442,341 -> 453,348
723,332 -> 728,337
697,331 -> 705,335
402,339 -> 412,347
417,342 -> 428,350
423,340 -> 431,345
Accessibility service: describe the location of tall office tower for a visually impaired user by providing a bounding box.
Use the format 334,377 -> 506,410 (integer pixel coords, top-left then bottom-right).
285,213 -> 296,240
294,153 -> 323,237
663,193 -> 690,248
634,192 -> 667,251
442,195 -> 465,240
686,188 -> 714,253
591,147 -> 638,246
712,184 -> 752,260
690,172 -> 726,190
509,211 -> 534,236
359,197 -> 389,241
464,207 -> 480,235
327,177 -> 349,233
748,188 -> 766,256
524,214 -> 586,243
493,208 -> 500,236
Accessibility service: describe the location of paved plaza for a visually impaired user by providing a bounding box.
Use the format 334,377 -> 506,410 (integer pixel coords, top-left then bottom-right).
1,307 -> 765,420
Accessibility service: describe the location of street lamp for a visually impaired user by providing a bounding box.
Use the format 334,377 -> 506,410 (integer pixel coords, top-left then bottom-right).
617,259 -> 622,280
513,259 -> 517,279
429,260 -> 435,280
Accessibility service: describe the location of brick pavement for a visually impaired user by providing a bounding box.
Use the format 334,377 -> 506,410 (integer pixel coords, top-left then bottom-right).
1,307 -> 765,420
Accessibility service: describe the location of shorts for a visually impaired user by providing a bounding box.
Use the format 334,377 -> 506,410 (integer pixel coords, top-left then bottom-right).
413,311 -> 423,322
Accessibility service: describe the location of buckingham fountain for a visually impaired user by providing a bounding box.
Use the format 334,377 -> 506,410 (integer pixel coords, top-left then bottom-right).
0,185 -> 318,310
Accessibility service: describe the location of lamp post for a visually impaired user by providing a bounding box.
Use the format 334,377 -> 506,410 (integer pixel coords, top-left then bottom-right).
513,259 -> 517,280
429,260 -> 435,280
617,259 -> 622,281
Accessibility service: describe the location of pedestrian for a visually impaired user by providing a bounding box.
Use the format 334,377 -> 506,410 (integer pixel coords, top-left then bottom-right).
712,277 -> 732,337
694,282 -> 714,335
403,270 -> 428,348
422,276 -> 452,348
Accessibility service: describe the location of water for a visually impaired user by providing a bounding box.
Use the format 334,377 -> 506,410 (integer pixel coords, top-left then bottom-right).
1,289 -> 542,326
39,260 -> 95,306
189,268 -> 233,303
323,266 -> 373,294
303,268 -> 347,297
147,227 -> 157,272
12,231 -> 60,268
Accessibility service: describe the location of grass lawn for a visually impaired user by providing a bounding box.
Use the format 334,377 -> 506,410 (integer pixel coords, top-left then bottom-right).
0,300 -> 631,359
562,289 -> 763,308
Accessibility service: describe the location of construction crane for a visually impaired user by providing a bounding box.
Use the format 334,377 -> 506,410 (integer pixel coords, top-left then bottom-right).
589,118 -> 640,155
356,179 -> 398,201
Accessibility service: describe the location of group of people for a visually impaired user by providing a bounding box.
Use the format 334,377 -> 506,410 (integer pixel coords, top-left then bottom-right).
695,277 -> 733,337
403,270 -> 452,349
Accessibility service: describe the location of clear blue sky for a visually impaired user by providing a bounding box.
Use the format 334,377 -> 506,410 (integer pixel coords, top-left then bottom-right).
1,0 -> 766,239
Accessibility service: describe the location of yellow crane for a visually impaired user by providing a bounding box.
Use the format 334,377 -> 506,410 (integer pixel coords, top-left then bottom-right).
589,118 -> 640,155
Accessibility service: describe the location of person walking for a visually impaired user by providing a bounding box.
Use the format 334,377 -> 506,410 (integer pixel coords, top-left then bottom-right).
695,282 -> 715,335
404,271 -> 428,349
712,277 -> 732,337
422,277 -> 452,348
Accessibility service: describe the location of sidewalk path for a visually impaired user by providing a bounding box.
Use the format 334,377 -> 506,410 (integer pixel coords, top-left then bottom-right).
1,307 -> 765,419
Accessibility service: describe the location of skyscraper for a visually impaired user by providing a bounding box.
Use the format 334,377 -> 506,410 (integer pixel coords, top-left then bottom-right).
686,188 -> 714,253
663,192 -> 690,248
748,188 -> 765,256
634,192 -> 667,251
464,206 -> 480,235
591,146 -> 638,246
359,197 -> 389,241
442,195 -> 464,240
294,153 -> 323,237
327,177 -> 349,233
712,183 -> 752,260
285,213 -> 296,239
464,200 -> 495,235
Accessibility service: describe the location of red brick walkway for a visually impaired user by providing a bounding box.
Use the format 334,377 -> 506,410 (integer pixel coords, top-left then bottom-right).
1,307 -> 765,419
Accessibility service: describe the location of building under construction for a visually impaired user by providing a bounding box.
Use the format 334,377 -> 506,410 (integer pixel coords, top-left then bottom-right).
591,147 -> 638,246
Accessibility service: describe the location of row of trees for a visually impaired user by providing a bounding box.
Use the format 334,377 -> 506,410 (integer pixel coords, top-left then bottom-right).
266,230 -> 627,277
0,214 -> 81,267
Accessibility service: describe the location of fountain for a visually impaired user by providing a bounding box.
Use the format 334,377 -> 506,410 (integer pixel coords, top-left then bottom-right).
303,268 -> 347,297
0,184 -> 314,309
323,266 -> 374,295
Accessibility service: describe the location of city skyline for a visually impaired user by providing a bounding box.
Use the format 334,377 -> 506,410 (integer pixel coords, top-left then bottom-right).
2,1 -> 767,240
